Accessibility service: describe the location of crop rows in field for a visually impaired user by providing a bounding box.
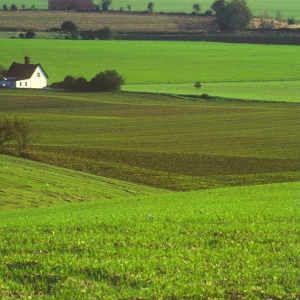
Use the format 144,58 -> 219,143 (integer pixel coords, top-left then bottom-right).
0,10 -> 216,33
0,181 -> 299,298
1,0 -> 299,19
1,89 -> 299,191
1,39 -> 299,86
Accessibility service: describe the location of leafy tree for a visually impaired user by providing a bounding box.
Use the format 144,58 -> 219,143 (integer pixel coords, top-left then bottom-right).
194,82 -> 202,96
31,4 -> 36,9
61,20 -> 78,32
63,75 -> 76,89
275,10 -> 282,23
2,4 -> 8,10
288,17 -> 295,25
90,70 -> 125,92
75,77 -> 89,90
213,0 -> 252,32
101,0 -> 112,11
10,4 -> 18,10
147,2 -> 154,13
211,0 -> 225,14
25,30 -> 36,38
21,4 -> 26,10
192,3 -> 201,14
127,4 -> 131,11
12,117 -> 37,156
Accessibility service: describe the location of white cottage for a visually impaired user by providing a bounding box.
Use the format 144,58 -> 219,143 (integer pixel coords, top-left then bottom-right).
0,56 -> 48,89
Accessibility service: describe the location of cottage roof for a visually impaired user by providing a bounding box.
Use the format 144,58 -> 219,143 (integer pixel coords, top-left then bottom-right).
6,62 -> 49,80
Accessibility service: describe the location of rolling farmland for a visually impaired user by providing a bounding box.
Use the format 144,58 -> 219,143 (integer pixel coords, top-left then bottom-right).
0,1 -> 299,297
1,39 -> 299,101
0,89 -> 299,191
1,0 -> 300,19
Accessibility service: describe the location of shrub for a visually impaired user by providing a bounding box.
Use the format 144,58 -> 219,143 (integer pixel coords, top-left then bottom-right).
204,9 -> 213,16
89,70 -> 125,92
61,20 -> 78,32
10,4 -> 18,10
25,30 -> 36,39
96,26 -> 113,40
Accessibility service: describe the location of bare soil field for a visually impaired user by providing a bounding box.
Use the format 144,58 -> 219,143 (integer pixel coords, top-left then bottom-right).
0,10 -> 218,33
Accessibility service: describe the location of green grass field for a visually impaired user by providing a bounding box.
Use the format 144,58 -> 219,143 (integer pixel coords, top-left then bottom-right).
1,89 -> 299,191
0,181 -> 299,298
124,81 -> 300,102
0,154 -> 165,210
1,39 -> 300,102
2,0 -> 300,19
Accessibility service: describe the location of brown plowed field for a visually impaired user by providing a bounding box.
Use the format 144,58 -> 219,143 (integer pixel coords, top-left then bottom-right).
0,10 -> 218,33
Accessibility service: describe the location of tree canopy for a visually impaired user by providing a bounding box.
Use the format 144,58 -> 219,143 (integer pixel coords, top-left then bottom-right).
211,0 -> 252,32
61,20 -> 78,32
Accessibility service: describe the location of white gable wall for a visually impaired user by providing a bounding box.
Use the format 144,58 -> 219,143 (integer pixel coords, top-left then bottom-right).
27,65 -> 48,89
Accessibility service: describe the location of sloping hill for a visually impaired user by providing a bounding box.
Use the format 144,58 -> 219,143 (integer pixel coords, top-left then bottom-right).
0,181 -> 299,298
0,154 -> 166,210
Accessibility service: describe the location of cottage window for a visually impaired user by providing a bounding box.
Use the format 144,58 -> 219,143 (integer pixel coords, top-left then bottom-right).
20,82 -> 22,87
37,72 -> 41,77
25,82 -> 27,86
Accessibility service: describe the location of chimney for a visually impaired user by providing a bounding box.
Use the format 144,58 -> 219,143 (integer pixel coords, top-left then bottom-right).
24,56 -> 30,65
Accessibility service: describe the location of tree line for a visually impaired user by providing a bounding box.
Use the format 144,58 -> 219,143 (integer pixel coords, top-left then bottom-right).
50,70 -> 125,92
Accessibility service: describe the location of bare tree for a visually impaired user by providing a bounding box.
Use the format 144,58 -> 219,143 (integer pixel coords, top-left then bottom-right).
12,117 -> 38,156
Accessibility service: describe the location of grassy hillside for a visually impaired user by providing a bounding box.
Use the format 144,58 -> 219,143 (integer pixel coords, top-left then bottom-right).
1,0 -> 300,19
1,89 -> 299,191
1,39 -> 299,103
0,154 -> 165,210
0,181 -> 299,298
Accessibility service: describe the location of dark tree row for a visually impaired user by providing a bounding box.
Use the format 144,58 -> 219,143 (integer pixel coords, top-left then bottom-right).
50,70 -> 125,92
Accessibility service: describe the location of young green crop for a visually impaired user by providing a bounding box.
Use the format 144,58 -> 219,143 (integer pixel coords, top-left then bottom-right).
0,182 -> 299,298
1,40 -> 299,85
0,89 -> 299,191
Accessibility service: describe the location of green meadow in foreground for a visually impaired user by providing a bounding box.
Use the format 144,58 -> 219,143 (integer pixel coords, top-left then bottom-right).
1,89 -> 299,191
0,181 -> 299,298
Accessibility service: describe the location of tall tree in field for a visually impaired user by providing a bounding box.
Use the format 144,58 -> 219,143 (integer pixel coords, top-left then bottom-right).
147,2 -> 154,13
192,3 -> 201,14
194,82 -> 202,96
101,0 -> 112,11
211,0 -> 252,32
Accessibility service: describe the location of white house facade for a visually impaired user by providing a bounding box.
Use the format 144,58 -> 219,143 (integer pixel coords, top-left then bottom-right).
0,56 -> 48,89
